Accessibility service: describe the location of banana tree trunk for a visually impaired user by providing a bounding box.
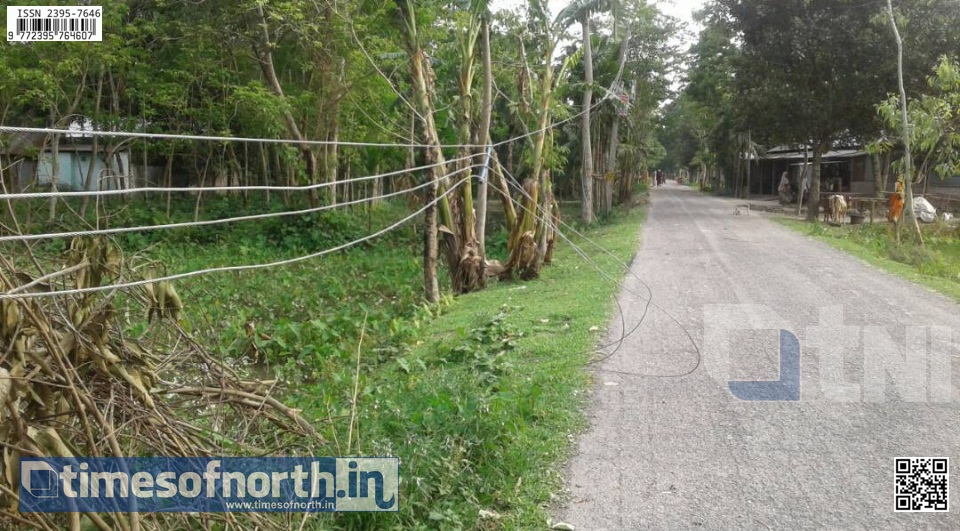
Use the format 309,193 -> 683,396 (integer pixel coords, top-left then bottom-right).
501,35 -> 558,280
501,178 -> 540,281
453,25 -> 478,291
475,15 -> 492,260
490,148 -> 517,229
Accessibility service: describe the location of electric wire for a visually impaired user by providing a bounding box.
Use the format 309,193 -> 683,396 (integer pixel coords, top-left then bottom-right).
0,162 -> 485,243
0,151 -> 483,200
0,173 -> 471,301
496,160 -> 701,378
0,59 -> 623,154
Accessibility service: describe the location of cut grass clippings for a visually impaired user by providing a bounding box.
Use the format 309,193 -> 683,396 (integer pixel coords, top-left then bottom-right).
330,207 -> 647,530
775,217 -> 960,302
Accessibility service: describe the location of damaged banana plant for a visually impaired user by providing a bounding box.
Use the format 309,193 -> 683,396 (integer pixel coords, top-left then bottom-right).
0,236 -> 323,531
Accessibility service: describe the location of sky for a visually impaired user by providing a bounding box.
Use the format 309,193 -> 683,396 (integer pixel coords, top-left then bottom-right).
489,0 -> 708,93
489,0 -> 708,46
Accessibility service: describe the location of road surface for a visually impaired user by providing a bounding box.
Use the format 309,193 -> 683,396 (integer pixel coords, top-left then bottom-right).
558,182 -> 960,530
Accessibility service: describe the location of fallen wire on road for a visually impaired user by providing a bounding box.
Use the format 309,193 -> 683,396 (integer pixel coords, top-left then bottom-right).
497,163 -> 702,378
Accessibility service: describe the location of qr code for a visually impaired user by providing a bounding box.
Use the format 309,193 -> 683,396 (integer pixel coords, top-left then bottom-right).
895,457 -> 949,512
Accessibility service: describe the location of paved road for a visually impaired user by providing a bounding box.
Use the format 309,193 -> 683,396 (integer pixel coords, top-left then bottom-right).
558,182 -> 960,530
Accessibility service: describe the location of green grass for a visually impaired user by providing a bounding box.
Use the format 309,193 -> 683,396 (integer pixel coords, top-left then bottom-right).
775,217 -> 960,301
4,196 -> 646,529
319,207 -> 647,530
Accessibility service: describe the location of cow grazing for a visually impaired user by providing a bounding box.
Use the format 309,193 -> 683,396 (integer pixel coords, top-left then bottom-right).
827,194 -> 848,224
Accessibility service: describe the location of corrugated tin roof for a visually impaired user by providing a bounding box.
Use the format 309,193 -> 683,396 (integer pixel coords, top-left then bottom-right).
764,149 -> 867,161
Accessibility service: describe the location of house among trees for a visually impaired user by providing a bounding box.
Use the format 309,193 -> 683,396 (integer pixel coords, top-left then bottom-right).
0,120 -> 160,193
753,145 -> 885,197
750,145 -> 960,201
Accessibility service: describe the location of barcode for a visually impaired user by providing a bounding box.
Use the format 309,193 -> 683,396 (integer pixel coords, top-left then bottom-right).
7,6 -> 103,42
15,18 -> 97,34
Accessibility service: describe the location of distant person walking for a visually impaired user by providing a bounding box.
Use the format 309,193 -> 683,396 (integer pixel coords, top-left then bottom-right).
888,178 -> 904,223
778,171 -> 794,204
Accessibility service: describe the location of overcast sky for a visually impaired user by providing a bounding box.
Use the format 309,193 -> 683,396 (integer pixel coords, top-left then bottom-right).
490,0 -> 707,92
489,0 -> 707,45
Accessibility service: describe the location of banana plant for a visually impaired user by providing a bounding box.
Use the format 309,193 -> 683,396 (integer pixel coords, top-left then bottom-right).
395,0 -> 490,296
499,13 -> 581,280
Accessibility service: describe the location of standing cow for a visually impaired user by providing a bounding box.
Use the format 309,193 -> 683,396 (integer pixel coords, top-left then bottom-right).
827,194 -> 848,224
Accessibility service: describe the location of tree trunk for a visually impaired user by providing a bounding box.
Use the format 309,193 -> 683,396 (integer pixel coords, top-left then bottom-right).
498,32 -> 558,279
193,153 -> 211,222
881,152 -> 890,193
80,67 -> 105,217
604,124 -> 616,212
445,11 -> 487,294
423,179 -> 440,303
327,59 -> 345,206
271,145 -> 289,208
164,150 -> 174,219
259,142 -> 271,205
48,132 -> 60,223
745,131 -> 752,198
806,142 -> 824,222
254,4 -> 318,207
240,142 -> 248,205
886,0 -> 923,244
796,148 -> 810,216
398,4 -> 448,302
403,109 -> 416,192
344,157 -> 351,206
475,15 -> 493,259
872,151 -> 884,198
453,39 -> 478,293
142,131 -> 149,202
734,146 -> 742,198
580,11 -> 595,225
490,148 -> 517,229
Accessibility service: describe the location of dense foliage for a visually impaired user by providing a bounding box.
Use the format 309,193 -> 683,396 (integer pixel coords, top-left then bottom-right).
659,0 -> 960,202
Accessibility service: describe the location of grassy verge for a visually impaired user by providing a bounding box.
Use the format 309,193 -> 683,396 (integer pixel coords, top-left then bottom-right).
4,197 -> 646,529
775,217 -> 960,301
332,207 -> 646,530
